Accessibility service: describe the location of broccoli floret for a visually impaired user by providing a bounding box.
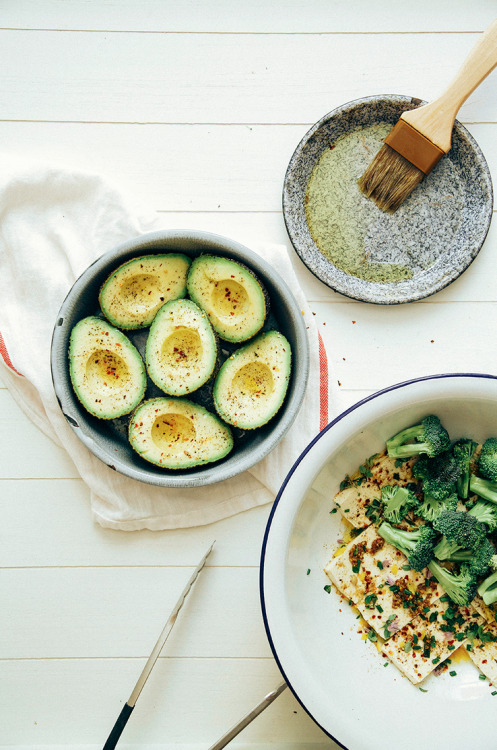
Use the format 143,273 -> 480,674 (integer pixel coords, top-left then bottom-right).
479,438 -> 497,482
381,485 -> 420,525
468,500 -> 497,531
428,559 -> 478,606
377,521 -> 437,572
386,415 -> 450,460
433,509 -> 487,560
478,568 -> 497,605
452,438 -> 478,498
441,538 -> 495,579
413,451 -> 461,499
469,475 -> 497,505
417,492 -> 458,523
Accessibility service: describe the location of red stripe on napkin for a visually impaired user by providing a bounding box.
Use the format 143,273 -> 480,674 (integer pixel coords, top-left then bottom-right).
0,332 -> 23,376
318,332 -> 328,430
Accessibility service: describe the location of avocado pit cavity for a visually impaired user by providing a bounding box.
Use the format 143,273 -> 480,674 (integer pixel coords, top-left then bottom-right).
85,349 -> 131,394
120,274 -> 164,312
161,327 -> 203,369
211,279 -> 249,320
232,361 -> 274,399
151,412 -> 196,447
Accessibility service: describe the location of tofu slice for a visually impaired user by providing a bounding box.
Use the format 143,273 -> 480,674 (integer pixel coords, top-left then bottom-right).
383,600 -> 482,684
324,524 -> 381,602
471,593 -> 497,624
464,620 -> 497,682
325,524 -> 443,635
333,452 -> 417,528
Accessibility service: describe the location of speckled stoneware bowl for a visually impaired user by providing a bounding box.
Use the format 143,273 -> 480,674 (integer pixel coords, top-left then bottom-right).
51,230 -> 309,488
283,95 -> 493,304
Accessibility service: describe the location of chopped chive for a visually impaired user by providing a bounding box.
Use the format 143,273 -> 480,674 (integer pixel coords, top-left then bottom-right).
324,585 -> 331,594
479,674 -> 486,680
449,670 -> 457,677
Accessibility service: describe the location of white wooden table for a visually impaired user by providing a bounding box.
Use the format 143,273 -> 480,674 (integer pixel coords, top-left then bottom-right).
2,3 -> 497,748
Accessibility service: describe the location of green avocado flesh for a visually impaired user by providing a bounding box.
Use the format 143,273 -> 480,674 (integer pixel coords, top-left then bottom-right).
129,397 -> 233,469
145,299 -> 218,396
99,253 -> 191,329
187,255 -> 267,342
69,316 -> 146,419
213,330 -> 292,429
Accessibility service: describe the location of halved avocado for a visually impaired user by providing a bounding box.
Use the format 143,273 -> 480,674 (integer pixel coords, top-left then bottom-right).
128,397 -> 233,469
69,316 -> 146,419
186,255 -> 267,342
145,298 -> 218,396
99,253 -> 191,329
213,330 -> 292,429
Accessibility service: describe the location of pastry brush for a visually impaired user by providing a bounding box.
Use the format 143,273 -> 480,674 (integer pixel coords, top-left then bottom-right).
358,18 -> 497,212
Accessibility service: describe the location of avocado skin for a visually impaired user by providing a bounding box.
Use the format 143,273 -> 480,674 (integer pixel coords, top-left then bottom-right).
213,330 -> 292,430
69,316 -> 146,420
99,253 -> 191,330
187,255 -> 269,343
128,396 -> 233,469
145,298 -> 220,397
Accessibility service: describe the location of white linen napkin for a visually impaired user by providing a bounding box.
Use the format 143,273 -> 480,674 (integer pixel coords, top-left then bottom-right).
0,156 -> 331,530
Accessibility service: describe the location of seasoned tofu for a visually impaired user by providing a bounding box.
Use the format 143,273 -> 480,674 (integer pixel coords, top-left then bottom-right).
383,600 -> 482,684
325,524 -> 443,634
324,525 -> 381,602
465,620 -> 497,682
333,452 -> 417,528
471,593 -> 497,624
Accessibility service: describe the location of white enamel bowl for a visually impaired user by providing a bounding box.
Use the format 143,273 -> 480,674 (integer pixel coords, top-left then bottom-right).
261,374 -> 497,750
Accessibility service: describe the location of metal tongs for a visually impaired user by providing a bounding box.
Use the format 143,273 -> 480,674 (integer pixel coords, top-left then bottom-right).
207,680 -> 288,749
102,542 -> 215,749
101,540 -> 287,749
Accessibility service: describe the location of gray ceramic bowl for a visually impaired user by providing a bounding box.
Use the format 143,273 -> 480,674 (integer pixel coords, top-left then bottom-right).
51,230 -> 310,488
283,94 -> 493,304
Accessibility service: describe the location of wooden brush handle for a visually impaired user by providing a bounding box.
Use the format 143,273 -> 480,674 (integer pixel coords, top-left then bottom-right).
402,18 -> 497,152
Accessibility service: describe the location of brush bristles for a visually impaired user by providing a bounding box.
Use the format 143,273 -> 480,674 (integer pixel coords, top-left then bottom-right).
358,144 -> 425,213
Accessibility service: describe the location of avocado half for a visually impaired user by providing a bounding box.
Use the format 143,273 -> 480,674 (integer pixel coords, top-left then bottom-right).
213,330 -> 292,429
186,255 -> 268,342
129,397 -> 233,469
69,316 -> 146,419
99,253 -> 191,329
145,298 -> 218,396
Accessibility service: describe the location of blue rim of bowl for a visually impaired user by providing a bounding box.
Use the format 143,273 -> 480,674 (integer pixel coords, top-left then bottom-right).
260,371 -> 497,747
282,94 -> 494,305
50,229 -> 310,488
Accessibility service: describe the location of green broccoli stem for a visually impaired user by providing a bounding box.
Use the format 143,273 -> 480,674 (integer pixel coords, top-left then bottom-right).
434,537 -> 460,561
456,471 -> 470,500
477,569 -> 497,606
387,425 -> 423,449
427,559 -> 476,607
387,441 -> 432,460
469,476 -> 497,505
